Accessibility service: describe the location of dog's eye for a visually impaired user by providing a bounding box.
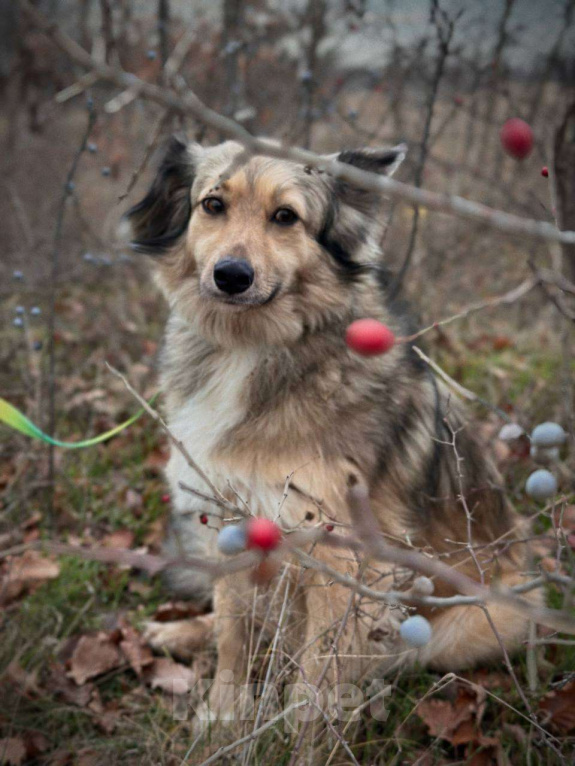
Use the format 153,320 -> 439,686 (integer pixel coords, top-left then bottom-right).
202,197 -> 225,215
272,208 -> 298,226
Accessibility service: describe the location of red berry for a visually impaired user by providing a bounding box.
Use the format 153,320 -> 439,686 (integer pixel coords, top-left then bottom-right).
453,95 -> 464,106
325,524 -> 334,532
345,319 -> 395,356
161,493 -> 170,503
199,514 -> 208,525
500,118 -> 533,160
246,518 -> 282,551
541,166 -> 549,178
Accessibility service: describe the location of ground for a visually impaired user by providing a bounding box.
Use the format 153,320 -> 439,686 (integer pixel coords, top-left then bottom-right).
1,265 -> 574,765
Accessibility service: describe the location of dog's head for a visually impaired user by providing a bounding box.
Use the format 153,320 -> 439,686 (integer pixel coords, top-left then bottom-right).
128,137 -> 405,346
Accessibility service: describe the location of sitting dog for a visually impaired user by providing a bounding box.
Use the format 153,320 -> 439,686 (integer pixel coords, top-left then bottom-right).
129,136 -> 535,733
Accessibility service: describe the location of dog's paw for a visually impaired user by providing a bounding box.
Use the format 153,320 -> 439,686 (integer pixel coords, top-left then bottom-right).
143,614 -> 215,661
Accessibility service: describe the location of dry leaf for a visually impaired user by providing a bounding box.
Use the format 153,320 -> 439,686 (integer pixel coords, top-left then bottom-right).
68,634 -> 122,685
0,551 -> 60,604
119,623 -> 154,677
101,529 -> 135,549
0,738 -> 26,766
417,686 -> 486,746
47,664 -> 95,707
539,681 -> 575,733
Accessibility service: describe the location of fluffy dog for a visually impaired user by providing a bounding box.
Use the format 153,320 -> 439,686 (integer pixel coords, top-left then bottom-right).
129,136 -> 535,731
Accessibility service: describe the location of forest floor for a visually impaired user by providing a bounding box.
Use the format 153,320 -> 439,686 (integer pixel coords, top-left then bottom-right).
1,265 -> 574,765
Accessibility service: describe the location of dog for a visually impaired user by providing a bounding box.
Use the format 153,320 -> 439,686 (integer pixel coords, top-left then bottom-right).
129,136 -> 536,737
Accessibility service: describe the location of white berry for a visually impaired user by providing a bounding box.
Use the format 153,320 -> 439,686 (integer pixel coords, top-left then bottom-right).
217,525 -> 247,555
399,615 -> 432,647
531,422 -> 566,448
498,423 -> 524,441
525,469 -> 557,501
412,576 -> 434,596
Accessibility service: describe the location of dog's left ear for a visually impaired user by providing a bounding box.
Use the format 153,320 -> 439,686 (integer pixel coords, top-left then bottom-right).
127,135 -> 202,255
317,145 -> 407,274
336,144 -> 407,180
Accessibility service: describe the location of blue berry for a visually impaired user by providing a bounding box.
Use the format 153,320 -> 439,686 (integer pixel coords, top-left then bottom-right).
30,306 -> 41,316
217,525 -> 247,556
525,469 -> 557,501
531,422 -> 566,448
101,167 -> 111,177
66,181 -> 75,193
87,142 -> 98,154
400,615 -> 432,647
33,340 -> 43,351
15,306 -> 25,315
13,317 -> 23,328
83,252 -> 95,262
146,49 -> 157,60
12,270 -> 24,281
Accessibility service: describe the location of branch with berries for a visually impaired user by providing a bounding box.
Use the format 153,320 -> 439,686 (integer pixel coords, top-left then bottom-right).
17,0 -> 575,247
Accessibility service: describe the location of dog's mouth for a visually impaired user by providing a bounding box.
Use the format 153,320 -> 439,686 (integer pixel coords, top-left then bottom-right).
202,282 -> 282,309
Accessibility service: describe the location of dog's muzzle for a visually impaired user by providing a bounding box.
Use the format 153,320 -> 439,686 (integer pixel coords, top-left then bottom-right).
213,258 -> 254,295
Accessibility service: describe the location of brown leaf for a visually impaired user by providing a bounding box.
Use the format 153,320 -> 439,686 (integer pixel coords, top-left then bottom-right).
119,624 -> 154,677
417,686 -> 486,746
46,664 -> 95,707
539,681 -> 575,733
144,657 -> 197,694
68,634 -> 122,685
0,738 -> 26,766
101,529 -> 135,549
4,660 -> 39,695
0,551 -> 60,604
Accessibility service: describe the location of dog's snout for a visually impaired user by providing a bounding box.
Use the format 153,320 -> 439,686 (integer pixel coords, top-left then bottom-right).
213,258 -> 254,295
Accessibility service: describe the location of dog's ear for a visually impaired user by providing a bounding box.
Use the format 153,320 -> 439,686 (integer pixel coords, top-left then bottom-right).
336,144 -> 406,179
127,135 -> 201,255
317,145 -> 406,275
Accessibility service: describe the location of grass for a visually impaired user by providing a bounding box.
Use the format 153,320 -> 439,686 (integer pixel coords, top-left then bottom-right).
1,273 -> 574,764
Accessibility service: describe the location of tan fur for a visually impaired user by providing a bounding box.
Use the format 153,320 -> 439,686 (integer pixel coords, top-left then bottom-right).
128,139 -> 538,741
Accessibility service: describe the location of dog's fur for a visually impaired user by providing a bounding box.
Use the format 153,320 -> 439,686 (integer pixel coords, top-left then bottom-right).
130,136 -> 536,729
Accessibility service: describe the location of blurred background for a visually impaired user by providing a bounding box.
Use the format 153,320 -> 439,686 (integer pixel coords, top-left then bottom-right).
1,2 -> 574,763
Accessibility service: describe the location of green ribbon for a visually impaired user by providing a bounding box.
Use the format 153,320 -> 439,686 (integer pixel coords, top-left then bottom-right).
0,394 -> 157,449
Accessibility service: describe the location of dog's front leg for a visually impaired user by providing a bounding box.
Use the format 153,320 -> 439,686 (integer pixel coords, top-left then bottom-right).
197,570 -> 253,732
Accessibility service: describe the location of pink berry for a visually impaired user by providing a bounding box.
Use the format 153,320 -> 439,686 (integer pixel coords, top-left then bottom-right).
199,514 -> 208,525
161,493 -> 170,503
500,118 -> 533,160
541,166 -> 549,178
246,518 -> 282,552
345,319 -> 395,357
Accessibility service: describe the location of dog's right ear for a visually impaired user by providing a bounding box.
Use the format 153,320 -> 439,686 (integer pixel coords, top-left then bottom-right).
127,136 -> 200,255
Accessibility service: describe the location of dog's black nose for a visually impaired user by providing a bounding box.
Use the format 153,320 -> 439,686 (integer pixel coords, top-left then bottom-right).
213,258 -> 254,295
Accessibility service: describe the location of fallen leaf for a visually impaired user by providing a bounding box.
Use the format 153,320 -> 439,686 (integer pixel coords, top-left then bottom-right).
3,660 -> 39,695
68,634 -> 122,685
539,681 -> 575,733
417,685 -> 486,746
119,623 -> 154,677
0,551 -> 60,604
0,738 -> 26,765
46,664 -> 95,707
101,529 -> 135,549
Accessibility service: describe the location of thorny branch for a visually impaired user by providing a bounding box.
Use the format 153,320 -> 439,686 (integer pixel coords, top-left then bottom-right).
18,0 -> 575,247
